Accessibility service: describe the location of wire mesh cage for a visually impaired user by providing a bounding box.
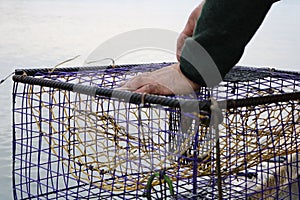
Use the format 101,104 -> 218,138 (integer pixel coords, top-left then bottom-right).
12,63 -> 300,199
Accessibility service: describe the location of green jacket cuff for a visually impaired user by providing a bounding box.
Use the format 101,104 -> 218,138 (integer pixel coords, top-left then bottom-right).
180,0 -> 278,87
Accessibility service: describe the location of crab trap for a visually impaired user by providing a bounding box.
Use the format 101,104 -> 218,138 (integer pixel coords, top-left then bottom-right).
12,63 -> 300,199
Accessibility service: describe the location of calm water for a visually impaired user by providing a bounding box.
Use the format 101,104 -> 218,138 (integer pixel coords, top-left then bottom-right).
0,0 -> 299,199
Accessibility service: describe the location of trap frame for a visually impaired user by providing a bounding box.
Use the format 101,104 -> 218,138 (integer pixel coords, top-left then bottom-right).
12,63 -> 300,199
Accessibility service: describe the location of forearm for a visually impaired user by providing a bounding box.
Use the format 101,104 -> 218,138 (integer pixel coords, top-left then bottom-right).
180,0 -> 279,87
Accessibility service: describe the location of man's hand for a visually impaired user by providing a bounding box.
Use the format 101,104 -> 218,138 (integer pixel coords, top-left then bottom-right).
119,63 -> 200,95
177,1 -> 205,61
119,2 -> 205,95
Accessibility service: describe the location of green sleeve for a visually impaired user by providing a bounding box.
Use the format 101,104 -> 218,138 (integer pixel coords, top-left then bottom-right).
180,0 -> 279,87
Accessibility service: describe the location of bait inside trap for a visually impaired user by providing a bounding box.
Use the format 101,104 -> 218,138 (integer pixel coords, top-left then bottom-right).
12,63 -> 300,199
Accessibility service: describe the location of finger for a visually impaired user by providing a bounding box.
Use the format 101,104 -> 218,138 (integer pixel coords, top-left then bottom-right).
123,74 -> 152,90
118,78 -> 140,91
114,86 -> 136,91
119,74 -> 143,87
135,84 -> 173,95
135,84 -> 160,94
119,80 -> 127,87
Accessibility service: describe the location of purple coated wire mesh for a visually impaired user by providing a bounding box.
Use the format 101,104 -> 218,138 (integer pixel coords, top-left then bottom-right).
12,63 -> 300,199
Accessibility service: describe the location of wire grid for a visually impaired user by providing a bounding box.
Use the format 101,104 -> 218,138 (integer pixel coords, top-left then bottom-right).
12,63 -> 300,199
